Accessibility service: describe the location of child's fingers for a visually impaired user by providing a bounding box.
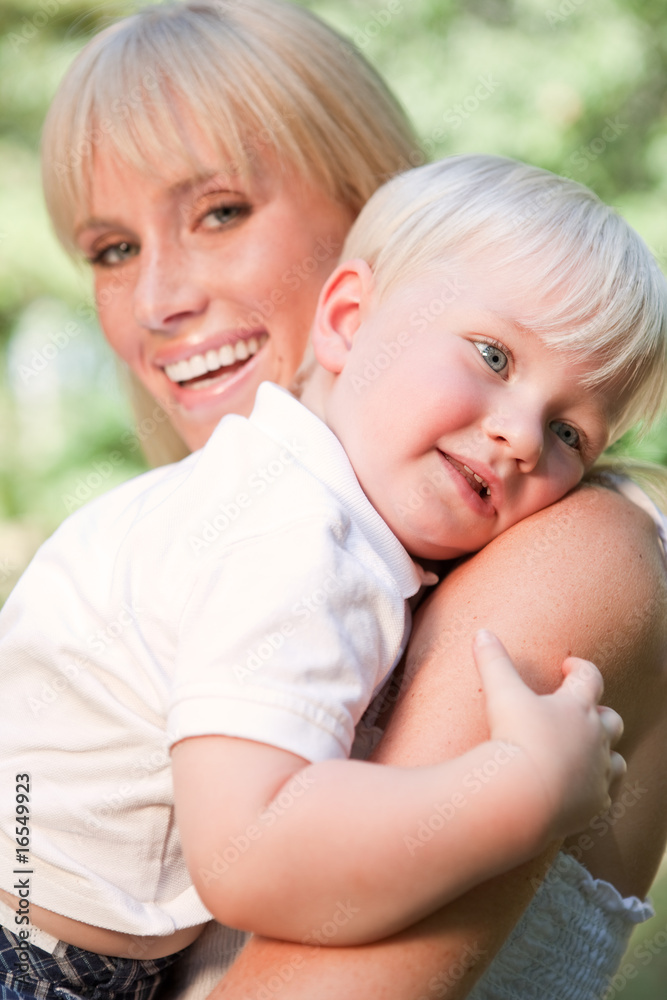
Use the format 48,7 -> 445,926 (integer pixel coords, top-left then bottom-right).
610,750 -> 627,783
598,706 -> 624,747
472,630 -> 525,697
560,656 -> 604,706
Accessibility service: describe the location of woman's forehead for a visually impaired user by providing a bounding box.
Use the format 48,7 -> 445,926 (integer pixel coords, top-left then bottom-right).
75,137 -> 306,238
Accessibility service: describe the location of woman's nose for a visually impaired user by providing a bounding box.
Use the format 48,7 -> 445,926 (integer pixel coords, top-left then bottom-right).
132,241 -> 208,331
483,405 -> 545,473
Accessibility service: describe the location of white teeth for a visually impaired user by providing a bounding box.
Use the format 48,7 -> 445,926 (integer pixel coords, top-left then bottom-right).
164,334 -> 268,383
189,355 -> 208,377
450,456 -> 490,496
172,360 -> 190,382
218,344 -> 236,367
461,463 -> 488,489
205,349 -> 220,371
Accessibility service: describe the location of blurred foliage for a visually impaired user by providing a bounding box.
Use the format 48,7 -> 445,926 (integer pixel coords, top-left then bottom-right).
1,0 -> 666,550
1,1 -> 667,993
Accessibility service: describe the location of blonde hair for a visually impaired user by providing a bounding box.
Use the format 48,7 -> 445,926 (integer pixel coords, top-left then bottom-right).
41,0 -> 419,465
342,155 -> 667,442
586,458 -> 667,514
42,0 -> 418,255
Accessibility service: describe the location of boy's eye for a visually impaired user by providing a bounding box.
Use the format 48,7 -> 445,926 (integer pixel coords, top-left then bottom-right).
550,420 -> 580,449
475,342 -> 508,373
91,241 -> 138,266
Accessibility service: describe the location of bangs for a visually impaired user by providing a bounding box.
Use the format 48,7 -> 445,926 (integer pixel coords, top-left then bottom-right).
42,0 -> 419,255
43,7 -> 312,251
343,156 -> 667,441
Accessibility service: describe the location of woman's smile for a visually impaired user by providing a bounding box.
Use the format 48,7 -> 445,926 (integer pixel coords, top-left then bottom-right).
76,139 -> 352,450
161,331 -> 269,387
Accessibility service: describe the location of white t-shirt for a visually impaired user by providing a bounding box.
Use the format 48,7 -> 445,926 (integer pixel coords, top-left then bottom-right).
0,383 -> 424,937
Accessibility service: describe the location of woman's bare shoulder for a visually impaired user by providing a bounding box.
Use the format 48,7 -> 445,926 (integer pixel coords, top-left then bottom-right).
449,482 -> 666,608
379,483 -> 667,763
379,483 -> 667,896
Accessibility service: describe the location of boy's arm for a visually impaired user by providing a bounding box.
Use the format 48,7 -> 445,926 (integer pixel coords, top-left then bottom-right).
172,633 -> 619,945
203,483 -> 667,998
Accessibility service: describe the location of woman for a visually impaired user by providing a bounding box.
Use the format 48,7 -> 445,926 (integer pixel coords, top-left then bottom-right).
39,1 -> 667,997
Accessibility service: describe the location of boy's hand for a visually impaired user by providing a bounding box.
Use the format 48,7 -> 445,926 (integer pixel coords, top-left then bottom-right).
473,629 -> 625,841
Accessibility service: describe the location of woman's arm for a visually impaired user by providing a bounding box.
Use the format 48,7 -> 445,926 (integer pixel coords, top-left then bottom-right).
207,483 -> 667,998
173,639 -> 616,944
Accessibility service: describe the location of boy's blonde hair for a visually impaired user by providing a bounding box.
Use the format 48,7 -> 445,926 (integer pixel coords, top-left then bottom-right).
343,155 -> 667,442
42,0 -> 418,254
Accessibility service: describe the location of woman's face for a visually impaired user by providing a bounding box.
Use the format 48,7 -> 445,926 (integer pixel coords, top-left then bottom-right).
75,132 -> 353,451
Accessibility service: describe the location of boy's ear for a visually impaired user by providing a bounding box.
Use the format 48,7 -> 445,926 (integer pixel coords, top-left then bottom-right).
311,259 -> 375,374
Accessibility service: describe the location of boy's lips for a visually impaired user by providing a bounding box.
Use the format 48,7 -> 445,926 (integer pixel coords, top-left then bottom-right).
443,454 -> 491,499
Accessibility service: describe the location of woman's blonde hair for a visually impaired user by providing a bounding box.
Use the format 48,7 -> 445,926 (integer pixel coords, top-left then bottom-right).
342,155 -> 667,442
42,0 -> 418,254
41,0 -> 419,464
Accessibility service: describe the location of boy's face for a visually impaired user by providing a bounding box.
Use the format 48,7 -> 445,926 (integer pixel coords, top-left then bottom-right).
312,260 -> 613,560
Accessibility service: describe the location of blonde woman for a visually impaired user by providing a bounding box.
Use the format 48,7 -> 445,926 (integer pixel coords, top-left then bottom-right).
15,2 -> 667,997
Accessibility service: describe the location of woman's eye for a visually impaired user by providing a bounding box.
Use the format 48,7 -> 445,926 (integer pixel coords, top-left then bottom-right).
91,241 -> 138,266
550,420 -> 580,449
201,204 -> 248,229
475,342 -> 508,373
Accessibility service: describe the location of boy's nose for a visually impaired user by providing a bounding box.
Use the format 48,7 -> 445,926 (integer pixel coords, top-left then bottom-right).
132,241 -> 208,332
482,406 -> 544,473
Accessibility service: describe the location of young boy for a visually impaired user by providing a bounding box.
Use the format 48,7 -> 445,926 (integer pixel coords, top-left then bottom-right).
0,156 -> 663,982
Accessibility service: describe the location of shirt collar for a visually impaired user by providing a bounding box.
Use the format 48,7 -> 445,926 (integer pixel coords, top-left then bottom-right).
249,382 -> 425,599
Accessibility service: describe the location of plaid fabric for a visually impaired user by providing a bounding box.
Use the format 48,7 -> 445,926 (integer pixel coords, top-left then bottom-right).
0,926 -> 185,1000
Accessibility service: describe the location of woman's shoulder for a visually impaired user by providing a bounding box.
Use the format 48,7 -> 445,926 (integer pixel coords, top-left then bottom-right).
468,481 -> 667,583
395,482 -> 667,760
436,482 -> 667,698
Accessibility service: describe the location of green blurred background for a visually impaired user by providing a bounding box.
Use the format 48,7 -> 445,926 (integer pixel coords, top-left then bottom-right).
1,0 -> 666,994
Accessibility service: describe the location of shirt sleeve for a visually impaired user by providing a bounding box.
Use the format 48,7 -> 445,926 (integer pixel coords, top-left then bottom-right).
168,512 -> 408,761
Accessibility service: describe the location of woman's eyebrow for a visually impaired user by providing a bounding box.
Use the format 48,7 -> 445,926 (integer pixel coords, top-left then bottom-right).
74,216 -> 124,238
74,173 -> 246,237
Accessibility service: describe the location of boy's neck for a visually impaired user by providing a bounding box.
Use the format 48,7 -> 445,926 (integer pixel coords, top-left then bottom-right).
297,364 -> 334,428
